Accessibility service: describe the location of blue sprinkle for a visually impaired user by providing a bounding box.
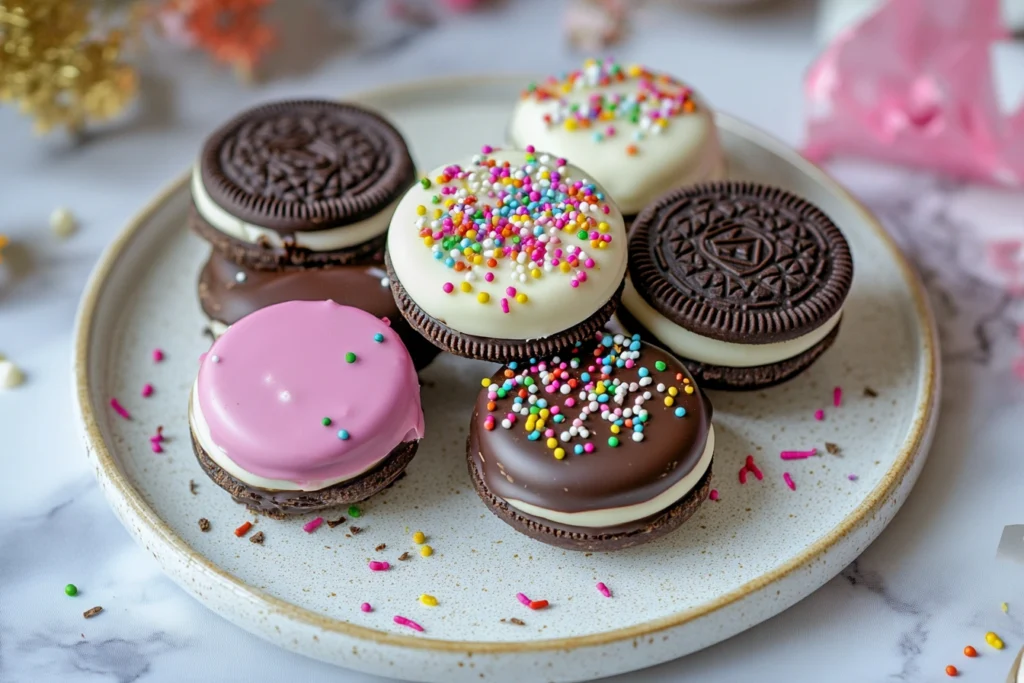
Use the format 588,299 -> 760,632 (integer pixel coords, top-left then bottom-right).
444,257 -> 455,268
433,251 -> 443,260
509,362 -> 518,370
634,424 -> 644,432
629,341 -> 641,351
601,365 -> 612,375
574,444 -> 584,455
638,368 -> 650,378
601,336 -> 613,347
632,333 -> 641,341
553,414 -> 565,423
373,333 -> 385,343
537,399 -> 548,408
675,407 -> 687,418
614,419 -> 624,427
337,430 -> 350,440
527,432 -> 541,441
616,359 -> 625,368
581,372 -> 591,382
597,395 -> 609,404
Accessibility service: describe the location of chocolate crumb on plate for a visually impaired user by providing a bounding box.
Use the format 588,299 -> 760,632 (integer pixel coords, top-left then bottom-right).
249,531 -> 265,544
825,442 -> 841,455
349,526 -> 362,535
325,516 -> 346,528
189,479 -> 198,495
501,617 -> 525,626
398,552 -> 411,561
83,606 -> 103,619
198,518 -> 211,532
864,386 -> 878,397
375,543 -> 386,552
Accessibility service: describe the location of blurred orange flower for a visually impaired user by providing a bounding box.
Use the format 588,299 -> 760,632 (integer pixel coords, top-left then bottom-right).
161,0 -> 277,75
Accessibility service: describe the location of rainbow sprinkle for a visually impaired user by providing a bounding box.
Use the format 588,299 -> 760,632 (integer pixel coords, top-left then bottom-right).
394,615 -> 424,632
480,333 -> 695,458
596,582 -> 611,598
368,561 -> 390,572
303,517 -> 323,533
783,472 -> 796,491
522,59 -> 698,153
418,147 -> 614,307
109,397 -> 131,420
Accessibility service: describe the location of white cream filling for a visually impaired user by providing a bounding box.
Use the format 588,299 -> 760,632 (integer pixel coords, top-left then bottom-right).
504,425 -> 715,528
622,280 -> 843,368
206,318 -> 229,338
191,166 -> 397,252
189,382 -> 381,491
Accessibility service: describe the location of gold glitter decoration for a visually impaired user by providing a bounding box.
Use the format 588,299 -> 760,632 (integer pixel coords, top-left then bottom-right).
0,1 -> 138,133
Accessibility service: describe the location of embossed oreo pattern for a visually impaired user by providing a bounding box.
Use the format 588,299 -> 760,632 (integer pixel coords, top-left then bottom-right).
200,100 -> 415,232
628,182 -> 853,344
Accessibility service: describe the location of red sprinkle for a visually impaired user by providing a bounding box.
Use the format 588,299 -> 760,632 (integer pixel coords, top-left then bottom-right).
814,409 -> 824,421
746,455 -> 764,480
141,383 -> 154,398
303,517 -> 324,533
368,561 -> 390,572
394,615 -> 423,632
709,489 -> 720,501
596,582 -> 611,598
109,398 -> 131,420
783,472 -> 796,491
152,349 -> 164,363
528,600 -> 549,610
738,467 -> 748,484
234,521 -> 253,537
833,386 -> 843,407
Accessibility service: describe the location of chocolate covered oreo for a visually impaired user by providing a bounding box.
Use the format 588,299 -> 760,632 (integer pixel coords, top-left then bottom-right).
190,99 -> 415,270
621,181 -> 853,390
467,332 -> 715,551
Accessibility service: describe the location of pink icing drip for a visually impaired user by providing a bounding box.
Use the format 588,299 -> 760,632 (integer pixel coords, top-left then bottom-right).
196,301 -> 424,486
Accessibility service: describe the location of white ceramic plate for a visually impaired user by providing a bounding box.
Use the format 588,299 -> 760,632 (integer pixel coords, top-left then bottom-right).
73,77 -> 939,683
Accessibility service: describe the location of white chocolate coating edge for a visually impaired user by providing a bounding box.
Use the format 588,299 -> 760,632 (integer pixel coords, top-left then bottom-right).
386,149 -> 628,340
622,280 -> 843,368
505,425 -> 715,528
190,167 -> 397,252
189,382 -> 382,491
509,86 -> 726,216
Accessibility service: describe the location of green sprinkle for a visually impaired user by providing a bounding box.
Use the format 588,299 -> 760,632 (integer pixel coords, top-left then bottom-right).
431,195 -> 441,204
577,229 -> 588,240
523,377 -> 534,386
65,584 -> 78,597
420,178 -> 431,189
348,505 -> 361,518
608,437 -> 620,448
345,352 -> 357,363
322,417 -> 332,426
655,360 -> 667,371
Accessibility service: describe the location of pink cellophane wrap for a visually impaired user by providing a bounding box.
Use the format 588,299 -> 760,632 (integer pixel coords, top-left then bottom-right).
803,0 -> 1024,186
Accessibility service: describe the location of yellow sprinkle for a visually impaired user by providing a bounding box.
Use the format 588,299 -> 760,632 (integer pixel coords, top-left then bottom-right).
682,377 -> 691,384
535,419 -> 545,430
985,632 -> 1004,649
559,262 -> 571,273
466,229 -> 477,240
684,385 -> 695,394
419,594 -> 438,607
597,222 -> 610,233
565,119 -> 578,131
435,175 -> 445,184
598,241 -> 608,249
583,58 -> 596,67
610,424 -> 620,434
516,293 -> 528,304
473,254 -> 483,265
554,448 -> 566,460
412,531 -> 426,544
627,64 -> 643,77
664,397 -> 674,407
444,198 -> 456,208
668,386 -> 678,397
433,208 -> 443,219
540,171 -> 550,180
1001,602 -> 1009,613
416,205 -> 426,216
546,437 -> 557,449
460,282 -> 472,293
530,268 -> 541,279
481,378 -> 491,388
657,118 -> 668,128
420,545 -> 433,557
595,383 -> 606,395
539,409 -> 550,419
477,292 -> 490,304
422,236 -> 434,247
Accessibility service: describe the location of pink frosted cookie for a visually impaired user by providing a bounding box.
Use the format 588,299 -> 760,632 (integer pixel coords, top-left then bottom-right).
188,300 -> 425,518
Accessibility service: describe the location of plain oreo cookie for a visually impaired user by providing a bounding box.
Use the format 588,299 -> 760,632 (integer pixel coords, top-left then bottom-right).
190,99 -> 415,270
622,181 -> 853,390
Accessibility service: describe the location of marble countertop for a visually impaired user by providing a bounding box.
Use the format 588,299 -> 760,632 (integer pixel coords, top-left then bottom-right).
3,1 -> 1024,681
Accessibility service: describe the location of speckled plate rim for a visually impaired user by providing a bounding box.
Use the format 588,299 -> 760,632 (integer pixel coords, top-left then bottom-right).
72,75 -> 940,656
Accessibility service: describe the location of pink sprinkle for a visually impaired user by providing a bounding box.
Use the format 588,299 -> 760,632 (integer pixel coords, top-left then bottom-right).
506,287 -> 517,297
303,517 -> 324,533
516,592 -> 531,606
443,282 -> 454,294
780,449 -> 817,460
738,467 -> 748,484
150,441 -> 163,454
745,455 -> 764,480
369,561 -> 390,572
152,349 -> 164,363
141,383 -> 154,398
814,409 -> 824,421
484,272 -> 495,282
783,472 -> 796,491
481,144 -> 494,154
583,442 -> 595,453
596,582 -> 611,598
848,474 -> 859,481
394,615 -> 424,632
381,316 -> 391,327
501,298 -> 510,314
361,602 -> 372,613
709,489 -> 720,501
833,386 -> 843,407
110,398 -> 131,420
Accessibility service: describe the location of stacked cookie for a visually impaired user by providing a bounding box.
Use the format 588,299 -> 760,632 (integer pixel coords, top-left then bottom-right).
189,99 -> 438,370
186,63 -> 853,552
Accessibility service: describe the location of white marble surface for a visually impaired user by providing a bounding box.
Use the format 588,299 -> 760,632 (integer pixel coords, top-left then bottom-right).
2,1 -> 1024,681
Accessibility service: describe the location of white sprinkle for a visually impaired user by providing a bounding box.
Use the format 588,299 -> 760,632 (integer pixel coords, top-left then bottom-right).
211,355 -> 220,363
279,390 -> 291,402
657,383 -> 666,392
632,432 -> 644,443
501,419 -> 512,429
0,359 -> 24,389
560,431 -> 571,442
639,377 -> 653,387
50,207 -> 76,238
234,272 -> 247,283
380,277 -> 390,287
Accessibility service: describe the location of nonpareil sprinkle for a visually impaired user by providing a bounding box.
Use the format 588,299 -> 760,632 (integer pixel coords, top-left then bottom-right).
420,545 -> 433,557
345,352 -> 357,363
412,531 -> 426,544
65,584 -> 78,597
348,505 -> 361,518
361,602 -> 372,613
